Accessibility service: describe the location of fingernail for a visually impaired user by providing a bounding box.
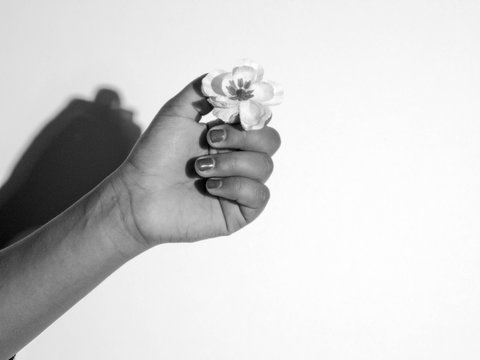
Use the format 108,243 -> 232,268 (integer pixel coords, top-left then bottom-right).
196,156 -> 215,171
206,178 -> 223,189
208,128 -> 226,143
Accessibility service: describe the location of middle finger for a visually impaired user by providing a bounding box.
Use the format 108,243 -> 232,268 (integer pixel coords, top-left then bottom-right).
194,151 -> 274,183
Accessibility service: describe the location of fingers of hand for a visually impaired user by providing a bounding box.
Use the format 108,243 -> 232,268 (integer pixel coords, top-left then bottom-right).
158,75 -> 212,122
206,177 -> 270,209
206,124 -> 281,156
195,151 -> 274,183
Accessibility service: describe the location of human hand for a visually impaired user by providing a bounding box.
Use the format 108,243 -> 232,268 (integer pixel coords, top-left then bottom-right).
111,76 -> 281,250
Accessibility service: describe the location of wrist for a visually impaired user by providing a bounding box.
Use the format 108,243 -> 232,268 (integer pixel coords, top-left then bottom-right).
83,171 -> 150,261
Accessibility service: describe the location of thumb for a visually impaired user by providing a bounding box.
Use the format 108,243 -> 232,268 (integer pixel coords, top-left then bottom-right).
157,75 -> 213,122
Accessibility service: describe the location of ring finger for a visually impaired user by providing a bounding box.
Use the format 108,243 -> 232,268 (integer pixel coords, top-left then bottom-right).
195,151 -> 274,183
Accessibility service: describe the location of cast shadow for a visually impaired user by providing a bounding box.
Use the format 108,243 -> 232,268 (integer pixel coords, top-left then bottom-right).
0,89 -> 141,249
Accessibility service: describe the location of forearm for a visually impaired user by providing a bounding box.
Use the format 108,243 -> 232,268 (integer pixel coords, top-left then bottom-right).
0,174 -> 144,359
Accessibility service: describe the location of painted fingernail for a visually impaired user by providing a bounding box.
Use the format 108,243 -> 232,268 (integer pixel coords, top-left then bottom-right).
206,178 -> 223,189
196,156 -> 215,171
208,128 -> 226,143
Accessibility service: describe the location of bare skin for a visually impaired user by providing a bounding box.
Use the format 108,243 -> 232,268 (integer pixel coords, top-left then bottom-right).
0,76 -> 281,359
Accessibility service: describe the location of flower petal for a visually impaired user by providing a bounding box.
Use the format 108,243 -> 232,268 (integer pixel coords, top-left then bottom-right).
213,107 -> 240,123
251,81 -> 275,103
202,69 -> 229,97
208,96 -> 238,108
239,59 -> 264,82
239,100 -> 272,131
260,80 -> 284,106
232,66 -> 257,87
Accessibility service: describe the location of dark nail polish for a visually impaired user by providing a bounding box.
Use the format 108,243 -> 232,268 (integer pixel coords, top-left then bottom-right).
206,178 -> 223,189
196,156 -> 215,171
209,128 -> 226,143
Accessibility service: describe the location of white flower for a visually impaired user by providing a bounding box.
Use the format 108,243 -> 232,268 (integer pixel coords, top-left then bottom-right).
201,59 -> 283,131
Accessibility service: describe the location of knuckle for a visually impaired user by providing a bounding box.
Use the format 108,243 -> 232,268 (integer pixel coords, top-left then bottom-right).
261,154 -> 274,177
269,128 -> 282,154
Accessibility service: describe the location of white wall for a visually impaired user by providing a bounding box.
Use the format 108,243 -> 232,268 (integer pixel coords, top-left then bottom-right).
1,0 -> 480,359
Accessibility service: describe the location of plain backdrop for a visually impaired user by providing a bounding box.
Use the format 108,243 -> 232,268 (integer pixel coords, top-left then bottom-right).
1,0 -> 480,359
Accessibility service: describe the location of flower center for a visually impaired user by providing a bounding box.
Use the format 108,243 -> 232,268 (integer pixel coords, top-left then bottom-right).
227,79 -> 254,101
235,88 -> 253,101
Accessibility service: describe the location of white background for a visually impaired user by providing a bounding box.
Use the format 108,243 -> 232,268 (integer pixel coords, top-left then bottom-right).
1,0 -> 480,359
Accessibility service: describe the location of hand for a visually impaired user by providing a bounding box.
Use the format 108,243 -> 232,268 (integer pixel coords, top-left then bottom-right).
112,76 -> 281,249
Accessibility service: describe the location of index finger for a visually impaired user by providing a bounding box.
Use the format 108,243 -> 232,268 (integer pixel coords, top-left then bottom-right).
206,123 -> 281,156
